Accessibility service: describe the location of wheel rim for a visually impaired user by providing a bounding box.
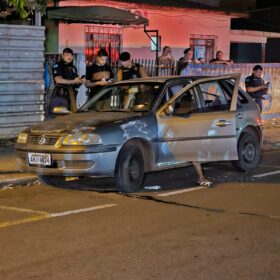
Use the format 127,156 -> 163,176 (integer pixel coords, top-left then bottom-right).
129,158 -> 140,181
242,141 -> 256,163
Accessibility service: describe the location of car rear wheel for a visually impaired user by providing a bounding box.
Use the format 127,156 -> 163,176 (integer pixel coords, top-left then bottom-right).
116,143 -> 144,193
231,131 -> 260,172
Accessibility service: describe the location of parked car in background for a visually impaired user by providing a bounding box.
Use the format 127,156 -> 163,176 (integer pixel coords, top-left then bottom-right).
16,74 -> 262,192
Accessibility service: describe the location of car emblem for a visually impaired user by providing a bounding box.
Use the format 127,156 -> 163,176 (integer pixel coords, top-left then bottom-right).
38,136 -> 47,145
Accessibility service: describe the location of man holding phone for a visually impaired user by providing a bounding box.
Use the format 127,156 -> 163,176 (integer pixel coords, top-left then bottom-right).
245,64 -> 270,112
85,49 -> 114,99
52,48 -> 85,111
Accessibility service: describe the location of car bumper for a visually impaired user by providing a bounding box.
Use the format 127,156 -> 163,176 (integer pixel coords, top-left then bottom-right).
16,148 -> 120,177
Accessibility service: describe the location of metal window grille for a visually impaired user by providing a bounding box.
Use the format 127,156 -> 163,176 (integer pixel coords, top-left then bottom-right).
84,25 -> 123,65
190,34 -> 217,62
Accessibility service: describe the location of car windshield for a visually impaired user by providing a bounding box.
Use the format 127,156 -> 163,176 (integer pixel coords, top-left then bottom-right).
79,82 -> 163,112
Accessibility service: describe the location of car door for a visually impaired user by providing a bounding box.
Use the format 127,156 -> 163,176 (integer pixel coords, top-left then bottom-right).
155,74 -> 240,167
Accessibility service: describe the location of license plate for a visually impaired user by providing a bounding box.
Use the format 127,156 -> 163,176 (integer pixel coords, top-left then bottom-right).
28,153 -> 51,166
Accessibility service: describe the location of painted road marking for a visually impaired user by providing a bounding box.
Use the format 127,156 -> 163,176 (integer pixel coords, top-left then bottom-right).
0,204 -> 117,229
0,205 -> 49,215
158,186 -> 206,197
252,170 -> 280,178
0,215 -> 48,229
49,204 -> 117,218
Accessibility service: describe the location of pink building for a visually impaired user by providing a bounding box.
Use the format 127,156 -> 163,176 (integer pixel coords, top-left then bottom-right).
49,0 -> 244,62
46,0 -> 280,64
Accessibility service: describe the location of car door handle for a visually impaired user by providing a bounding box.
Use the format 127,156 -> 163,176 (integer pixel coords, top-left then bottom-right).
237,112 -> 243,119
215,120 -> 233,127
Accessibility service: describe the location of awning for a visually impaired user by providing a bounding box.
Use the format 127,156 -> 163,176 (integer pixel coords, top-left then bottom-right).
47,6 -> 148,26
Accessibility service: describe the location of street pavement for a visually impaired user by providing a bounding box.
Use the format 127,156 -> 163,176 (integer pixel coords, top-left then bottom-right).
0,115 -> 279,279
0,150 -> 279,280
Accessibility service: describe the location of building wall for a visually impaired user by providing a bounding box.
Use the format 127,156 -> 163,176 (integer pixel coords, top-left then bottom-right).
58,2 -> 232,61
0,24 -> 45,139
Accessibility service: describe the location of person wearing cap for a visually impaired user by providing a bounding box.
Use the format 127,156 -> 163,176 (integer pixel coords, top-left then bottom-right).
51,48 -> 85,111
117,52 -> 148,81
245,64 -> 270,112
85,49 -> 114,99
52,48 -> 85,87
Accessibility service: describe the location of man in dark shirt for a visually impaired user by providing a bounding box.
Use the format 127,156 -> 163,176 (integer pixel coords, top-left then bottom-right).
52,48 -> 84,88
117,52 -> 148,81
245,64 -> 269,112
51,48 -> 85,111
85,49 -> 114,99
209,50 -> 233,65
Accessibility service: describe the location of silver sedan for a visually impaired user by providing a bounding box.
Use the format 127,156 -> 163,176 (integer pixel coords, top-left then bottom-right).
16,74 -> 262,192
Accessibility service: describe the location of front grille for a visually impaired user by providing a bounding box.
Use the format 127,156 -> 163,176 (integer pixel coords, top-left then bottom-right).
27,135 -> 60,145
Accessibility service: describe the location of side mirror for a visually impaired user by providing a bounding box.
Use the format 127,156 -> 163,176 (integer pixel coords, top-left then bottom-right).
163,105 -> 174,116
52,106 -> 70,114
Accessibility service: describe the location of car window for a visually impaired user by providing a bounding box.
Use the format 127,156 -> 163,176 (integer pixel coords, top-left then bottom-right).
197,81 -> 231,112
157,82 -> 190,109
172,89 -> 196,115
80,83 -> 162,112
221,80 -> 249,104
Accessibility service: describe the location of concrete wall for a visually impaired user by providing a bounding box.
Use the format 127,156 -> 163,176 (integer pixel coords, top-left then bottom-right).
0,24 -> 45,139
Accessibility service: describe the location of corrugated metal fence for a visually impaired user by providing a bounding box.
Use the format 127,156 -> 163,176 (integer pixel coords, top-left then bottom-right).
0,24 -> 45,139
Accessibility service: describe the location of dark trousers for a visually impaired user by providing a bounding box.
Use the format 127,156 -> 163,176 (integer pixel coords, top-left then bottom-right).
255,98 -> 263,113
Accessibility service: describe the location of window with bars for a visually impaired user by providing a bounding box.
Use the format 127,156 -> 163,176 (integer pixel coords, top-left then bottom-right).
190,34 -> 217,63
84,25 -> 123,65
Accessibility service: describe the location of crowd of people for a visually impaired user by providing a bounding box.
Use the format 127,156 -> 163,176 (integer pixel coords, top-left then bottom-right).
51,48 -> 149,105
51,46 -> 235,99
157,47 -> 234,74
50,46 -> 272,188
51,46 -> 271,114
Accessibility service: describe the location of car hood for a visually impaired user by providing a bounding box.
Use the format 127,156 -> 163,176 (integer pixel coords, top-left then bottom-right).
30,112 -> 141,134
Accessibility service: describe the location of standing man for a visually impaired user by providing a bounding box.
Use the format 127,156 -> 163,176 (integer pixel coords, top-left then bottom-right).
158,46 -> 175,66
209,50 -> 233,65
177,48 -> 201,75
85,49 -> 114,99
52,48 -> 85,111
117,52 -> 148,81
245,64 -> 269,112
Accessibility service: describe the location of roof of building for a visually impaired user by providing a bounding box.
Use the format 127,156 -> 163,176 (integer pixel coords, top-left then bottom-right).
108,0 -> 245,15
47,6 -> 148,25
56,0 -> 246,16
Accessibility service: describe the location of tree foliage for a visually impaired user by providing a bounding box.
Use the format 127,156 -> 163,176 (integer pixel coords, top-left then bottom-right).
6,0 -> 47,18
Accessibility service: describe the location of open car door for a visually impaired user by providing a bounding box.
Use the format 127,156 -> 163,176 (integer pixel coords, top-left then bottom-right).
155,74 -> 240,167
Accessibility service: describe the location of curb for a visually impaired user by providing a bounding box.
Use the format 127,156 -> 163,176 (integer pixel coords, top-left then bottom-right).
0,175 -> 38,189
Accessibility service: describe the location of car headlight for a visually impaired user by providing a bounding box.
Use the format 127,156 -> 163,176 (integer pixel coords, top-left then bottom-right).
17,133 -> 28,144
62,133 -> 102,146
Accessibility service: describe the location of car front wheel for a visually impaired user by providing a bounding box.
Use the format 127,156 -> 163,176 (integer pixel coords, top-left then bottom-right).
116,143 -> 144,193
231,131 -> 260,172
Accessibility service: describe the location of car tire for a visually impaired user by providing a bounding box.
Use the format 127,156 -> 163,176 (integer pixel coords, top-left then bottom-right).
38,175 -> 65,186
116,143 -> 144,193
231,131 -> 260,172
